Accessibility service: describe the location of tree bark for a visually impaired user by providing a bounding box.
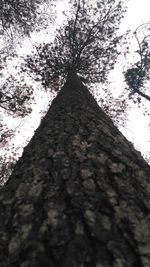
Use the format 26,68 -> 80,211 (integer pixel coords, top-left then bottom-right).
0,73 -> 150,267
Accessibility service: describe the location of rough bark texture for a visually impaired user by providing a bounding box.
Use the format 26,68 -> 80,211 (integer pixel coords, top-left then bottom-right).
0,74 -> 150,267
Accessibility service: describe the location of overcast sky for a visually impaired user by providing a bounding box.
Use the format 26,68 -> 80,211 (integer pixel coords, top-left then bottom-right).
0,0 -> 150,162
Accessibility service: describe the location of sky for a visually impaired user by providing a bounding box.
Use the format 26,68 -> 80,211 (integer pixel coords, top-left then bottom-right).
0,0 -> 150,163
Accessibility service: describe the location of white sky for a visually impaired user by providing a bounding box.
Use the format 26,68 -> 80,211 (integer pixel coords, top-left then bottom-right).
0,0 -> 150,162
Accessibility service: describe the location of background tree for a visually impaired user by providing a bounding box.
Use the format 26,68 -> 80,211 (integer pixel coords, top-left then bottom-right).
0,74 -> 34,184
0,0 -> 55,69
124,22 -> 150,103
0,154 -> 15,187
0,0 -> 56,119
0,0 -> 56,178
0,0 -> 54,33
0,75 -> 34,116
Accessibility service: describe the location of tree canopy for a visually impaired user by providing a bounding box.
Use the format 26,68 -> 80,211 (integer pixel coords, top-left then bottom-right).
24,0 -> 126,90
0,0 -> 51,33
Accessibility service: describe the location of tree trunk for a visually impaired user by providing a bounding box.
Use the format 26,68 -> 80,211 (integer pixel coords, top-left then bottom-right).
0,73 -> 150,267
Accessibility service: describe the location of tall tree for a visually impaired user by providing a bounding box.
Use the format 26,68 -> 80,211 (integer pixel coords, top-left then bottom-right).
0,1 -> 150,266
0,73 -> 150,267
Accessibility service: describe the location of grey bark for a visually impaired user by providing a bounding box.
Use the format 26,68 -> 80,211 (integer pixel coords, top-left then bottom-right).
0,73 -> 150,267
